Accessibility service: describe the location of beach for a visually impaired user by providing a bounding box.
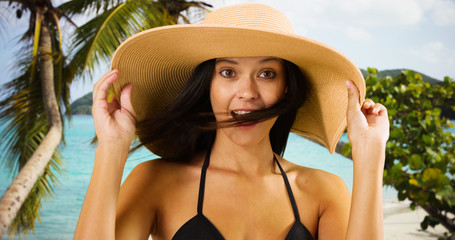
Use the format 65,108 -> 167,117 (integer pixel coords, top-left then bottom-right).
384,200 -> 446,239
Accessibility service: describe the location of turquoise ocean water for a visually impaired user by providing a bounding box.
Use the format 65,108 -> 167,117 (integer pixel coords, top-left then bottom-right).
2,115 -> 450,239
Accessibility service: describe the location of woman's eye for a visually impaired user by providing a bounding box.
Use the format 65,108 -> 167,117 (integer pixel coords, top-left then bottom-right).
220,69 -> 235,78
259,71 -> 276,79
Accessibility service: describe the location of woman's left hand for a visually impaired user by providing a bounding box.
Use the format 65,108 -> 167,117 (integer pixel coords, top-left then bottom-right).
345,81 -> 389,148
344,81 -> 388,240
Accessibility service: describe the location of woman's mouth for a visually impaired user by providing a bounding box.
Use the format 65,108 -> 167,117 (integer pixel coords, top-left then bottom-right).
231,110 -> 257,129
231,110 -> 252,118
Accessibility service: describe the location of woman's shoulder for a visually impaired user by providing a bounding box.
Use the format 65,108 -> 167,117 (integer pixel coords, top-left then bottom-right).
127,154 -> 205,183
131,158 -> 186,172
282,159 -> 349,199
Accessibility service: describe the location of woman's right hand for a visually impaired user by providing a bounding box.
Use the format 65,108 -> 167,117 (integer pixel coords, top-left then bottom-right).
75,70 -> 136,239
92,70 -> 136,148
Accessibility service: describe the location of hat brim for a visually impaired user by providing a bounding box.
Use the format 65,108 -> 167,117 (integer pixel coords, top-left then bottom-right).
111,24 -> 365,154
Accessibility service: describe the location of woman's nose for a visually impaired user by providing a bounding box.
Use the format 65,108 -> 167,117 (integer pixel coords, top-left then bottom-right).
237,75 -> 259,101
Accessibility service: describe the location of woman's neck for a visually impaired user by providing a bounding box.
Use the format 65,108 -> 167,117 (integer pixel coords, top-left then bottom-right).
208,132 -> 276,176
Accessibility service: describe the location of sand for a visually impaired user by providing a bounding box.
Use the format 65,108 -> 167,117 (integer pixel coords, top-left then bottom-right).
384,200 -> 447,239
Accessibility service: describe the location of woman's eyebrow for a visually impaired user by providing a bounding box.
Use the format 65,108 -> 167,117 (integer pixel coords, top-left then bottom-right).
215,57 -> 282,65
215,58 -> 238,65
260,57 -> 282,64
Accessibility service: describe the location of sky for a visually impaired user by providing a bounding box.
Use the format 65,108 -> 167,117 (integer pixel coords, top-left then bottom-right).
1,0 -> 454,102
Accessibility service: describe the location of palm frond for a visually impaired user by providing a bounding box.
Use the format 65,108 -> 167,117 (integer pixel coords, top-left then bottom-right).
68,0 -> 173,80
58,0 -> 123,16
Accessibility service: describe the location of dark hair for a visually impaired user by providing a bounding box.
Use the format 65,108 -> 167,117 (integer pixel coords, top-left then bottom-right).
134,58 -> 310,161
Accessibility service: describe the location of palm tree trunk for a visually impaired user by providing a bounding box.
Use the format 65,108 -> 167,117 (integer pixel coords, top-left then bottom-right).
0,18 -> 62,238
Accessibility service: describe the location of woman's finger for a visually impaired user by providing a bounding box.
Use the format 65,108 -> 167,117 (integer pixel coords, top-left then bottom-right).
361,99 -> 375,115
363,99 -> 375,108
93,70 -> 118,103
346,81 -> 361,117
364,102 -> 385,116
107,95 -> 120,115
119,84 -> 136,118
371,103 -> 380,115
93,70 -> 115,95
376,103 -> 388,117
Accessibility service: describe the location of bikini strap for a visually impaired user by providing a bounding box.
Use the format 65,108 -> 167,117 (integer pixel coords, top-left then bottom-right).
197,147 -> 212,214
274,155 -> 301,222
197,150 -> 301,222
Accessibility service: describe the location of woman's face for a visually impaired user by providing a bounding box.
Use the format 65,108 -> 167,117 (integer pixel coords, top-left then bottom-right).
210,56 -> 286,146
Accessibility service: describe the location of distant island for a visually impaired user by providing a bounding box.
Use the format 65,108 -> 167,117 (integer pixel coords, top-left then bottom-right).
359,69 -> 441,85
71,69 -> 451,117
71,92 -> 92,115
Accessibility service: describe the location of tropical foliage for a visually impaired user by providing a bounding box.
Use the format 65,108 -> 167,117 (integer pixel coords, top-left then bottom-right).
344,69 -> 455,238
60,0 -> 211,80
0,0 -> 211,237
0,0 -> 72,236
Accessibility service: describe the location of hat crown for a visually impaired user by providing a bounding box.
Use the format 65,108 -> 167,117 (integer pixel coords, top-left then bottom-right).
202,3 -> 294,34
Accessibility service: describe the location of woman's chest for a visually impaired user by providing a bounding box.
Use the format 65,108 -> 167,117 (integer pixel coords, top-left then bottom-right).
150,173 -> 320,239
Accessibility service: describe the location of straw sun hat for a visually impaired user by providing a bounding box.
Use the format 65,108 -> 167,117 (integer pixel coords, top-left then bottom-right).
111,3 -> 365,155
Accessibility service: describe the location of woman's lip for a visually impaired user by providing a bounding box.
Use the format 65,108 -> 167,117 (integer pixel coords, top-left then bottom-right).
231,108 -> 258,112
237,122 -> 257,130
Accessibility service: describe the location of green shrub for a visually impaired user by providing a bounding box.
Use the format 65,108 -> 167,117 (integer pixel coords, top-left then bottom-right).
347,69 -> 455,237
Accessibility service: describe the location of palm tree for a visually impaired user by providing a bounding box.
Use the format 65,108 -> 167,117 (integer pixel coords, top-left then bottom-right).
0,0 -> 75,237
0,0 -> 211,238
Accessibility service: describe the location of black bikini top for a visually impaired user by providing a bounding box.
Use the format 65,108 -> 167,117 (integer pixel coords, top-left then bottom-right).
172,147 -> 314,240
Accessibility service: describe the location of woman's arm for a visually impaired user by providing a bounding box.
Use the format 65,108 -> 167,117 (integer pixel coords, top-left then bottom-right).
74,141 -> 130,239
344,80 -> 389,239
305,81 -> 388,239
74,70 -> 138,239
347,140 -> 385,239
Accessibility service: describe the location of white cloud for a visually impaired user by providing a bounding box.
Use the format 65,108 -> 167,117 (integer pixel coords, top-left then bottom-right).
336,0 -> 424,26
221,0 -> 425,28
410,41 -> 452,65
213,0 -> 455,29
428,0 -> 455,26
345,26 -> 373,41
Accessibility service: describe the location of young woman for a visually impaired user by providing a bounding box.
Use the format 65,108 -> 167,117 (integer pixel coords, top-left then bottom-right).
74,4 -> 389,240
